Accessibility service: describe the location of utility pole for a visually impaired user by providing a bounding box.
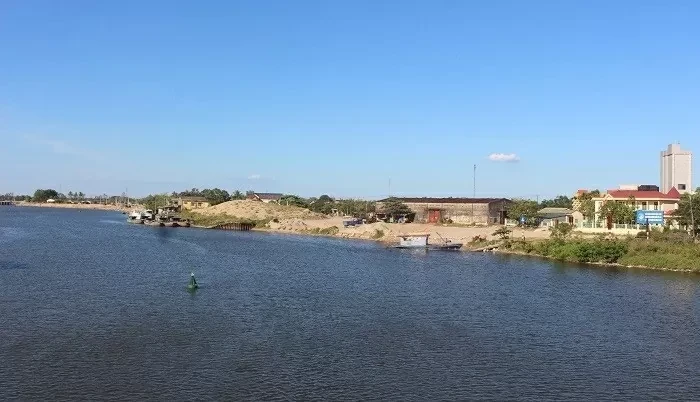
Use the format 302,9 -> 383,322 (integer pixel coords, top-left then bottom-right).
472,164 -> 476,221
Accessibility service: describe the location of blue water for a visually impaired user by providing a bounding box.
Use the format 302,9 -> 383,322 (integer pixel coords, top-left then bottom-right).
1,207 -> 699,400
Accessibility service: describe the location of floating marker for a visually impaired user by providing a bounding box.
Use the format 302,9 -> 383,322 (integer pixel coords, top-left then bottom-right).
187,272 -> 199,291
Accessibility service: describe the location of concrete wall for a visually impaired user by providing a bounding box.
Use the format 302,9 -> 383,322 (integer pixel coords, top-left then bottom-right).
379,201 -> 507,225
182,201 -> 210,210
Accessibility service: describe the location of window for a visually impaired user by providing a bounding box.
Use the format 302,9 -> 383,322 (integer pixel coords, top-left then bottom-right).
678,184 -> 686,190
653,202 -> 659,210
641,201 -> 647,210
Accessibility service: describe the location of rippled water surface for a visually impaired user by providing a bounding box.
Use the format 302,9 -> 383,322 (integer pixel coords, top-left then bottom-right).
1,207 -> 699,400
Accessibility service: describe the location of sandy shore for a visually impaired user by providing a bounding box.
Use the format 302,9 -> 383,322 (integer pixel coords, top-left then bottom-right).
264,216 -> 552,243
15,202 -> 131,212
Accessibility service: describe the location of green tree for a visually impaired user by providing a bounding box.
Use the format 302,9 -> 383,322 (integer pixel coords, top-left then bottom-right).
598,200 -> 635,224
230,190 -> 245,200
492,226 -> 512,240
380,197 -> 412,216
201,188 -> 230,205
335,199 -> 375,217
279,194 -> 310,208
574,190 -> 601,220
676,190 -> 700,235
309,194 -> 336,214
506,199 -> 539,225
177,188 -> 202,197
550,223 -> 574,240
33,189 -> 59,202
141,193 -> 172,210
540,195 -> 573,209
78,191 -> 85,200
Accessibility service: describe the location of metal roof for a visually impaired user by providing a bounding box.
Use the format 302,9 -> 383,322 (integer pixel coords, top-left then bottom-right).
599,188 -> 680,200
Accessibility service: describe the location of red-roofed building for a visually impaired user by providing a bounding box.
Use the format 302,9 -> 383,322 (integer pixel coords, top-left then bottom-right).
592,186 -> 681,226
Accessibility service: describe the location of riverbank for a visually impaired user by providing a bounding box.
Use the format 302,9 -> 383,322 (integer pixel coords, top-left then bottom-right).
15,202 -> 131,212
177,206 -> 700,273
183,208 -> 552,242
483,237 -> 700,273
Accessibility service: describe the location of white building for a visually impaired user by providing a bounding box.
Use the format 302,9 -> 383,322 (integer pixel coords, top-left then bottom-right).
660,143 -> 692,194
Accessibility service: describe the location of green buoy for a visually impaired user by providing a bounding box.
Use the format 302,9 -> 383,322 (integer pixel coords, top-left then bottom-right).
187,272 -> 199,291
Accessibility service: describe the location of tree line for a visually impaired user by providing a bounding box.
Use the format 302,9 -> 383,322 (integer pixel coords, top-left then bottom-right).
5,189 -> 93,203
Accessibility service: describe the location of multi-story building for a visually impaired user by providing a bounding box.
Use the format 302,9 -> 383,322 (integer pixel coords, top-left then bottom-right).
592,185 -> 680,226
660,143 -> 692,194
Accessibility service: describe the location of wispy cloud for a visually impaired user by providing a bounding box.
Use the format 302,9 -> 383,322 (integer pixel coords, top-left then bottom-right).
248,174 -> 262,180
488,153 -> 520,163
23,135 -> 103,161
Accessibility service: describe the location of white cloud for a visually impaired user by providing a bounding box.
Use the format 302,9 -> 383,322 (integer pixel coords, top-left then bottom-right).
488,153 -> 520,162
248,174 -> 262,180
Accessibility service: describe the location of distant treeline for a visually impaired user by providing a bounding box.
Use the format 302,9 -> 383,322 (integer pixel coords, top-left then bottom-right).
1,189 -> 112,203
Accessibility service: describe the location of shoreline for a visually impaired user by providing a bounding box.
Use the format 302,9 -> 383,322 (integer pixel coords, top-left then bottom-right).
252,226 -> 700,274
12,204 -> 694,275
13,202 -> 130,212
487,247 -> 700,274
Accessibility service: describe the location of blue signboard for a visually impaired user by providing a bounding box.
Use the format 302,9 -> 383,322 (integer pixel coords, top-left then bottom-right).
635,210 -> 664,225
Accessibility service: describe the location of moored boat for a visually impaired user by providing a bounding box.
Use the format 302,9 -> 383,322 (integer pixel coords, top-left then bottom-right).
394,233 -> 462,250
127,210 -> 144,224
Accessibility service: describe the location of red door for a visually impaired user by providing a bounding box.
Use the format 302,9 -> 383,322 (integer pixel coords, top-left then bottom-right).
428,209 -> 441,223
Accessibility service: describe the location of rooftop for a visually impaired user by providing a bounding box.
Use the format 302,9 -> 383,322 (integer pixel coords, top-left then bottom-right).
598,187 -> 681,200
537,207 -> 574,218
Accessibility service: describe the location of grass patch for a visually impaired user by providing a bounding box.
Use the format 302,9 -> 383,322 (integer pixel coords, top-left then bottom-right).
510,237 -> 700,271
319,226 -> 339,235
619,240 -> 700,270
372,229 -> 385,239
179,210 -> 270,228
511,238 -> 628,264
305,226 -> 340,236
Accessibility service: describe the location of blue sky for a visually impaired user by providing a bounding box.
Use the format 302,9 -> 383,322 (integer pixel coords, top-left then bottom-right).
1,0 -> 699,199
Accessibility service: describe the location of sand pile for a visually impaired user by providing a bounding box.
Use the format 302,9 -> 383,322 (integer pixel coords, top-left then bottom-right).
196,200 -> 325,220
267,218 -> 310,231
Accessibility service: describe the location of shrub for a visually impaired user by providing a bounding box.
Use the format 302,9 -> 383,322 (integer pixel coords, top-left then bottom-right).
319,226 -> 339,235
492,226 -> 512,240
550,223 -> 574,240
372,229 -> 385,239
469,235 -> 487,244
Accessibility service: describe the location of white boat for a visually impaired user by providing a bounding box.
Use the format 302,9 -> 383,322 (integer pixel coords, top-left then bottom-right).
127,210 -> 144,224
394,233 -> 463,250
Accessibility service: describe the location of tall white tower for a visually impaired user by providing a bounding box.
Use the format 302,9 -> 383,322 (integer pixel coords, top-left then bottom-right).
660,143 -> 692,194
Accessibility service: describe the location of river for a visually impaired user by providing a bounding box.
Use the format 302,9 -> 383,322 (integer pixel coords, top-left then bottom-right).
1,207 -> 699,400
